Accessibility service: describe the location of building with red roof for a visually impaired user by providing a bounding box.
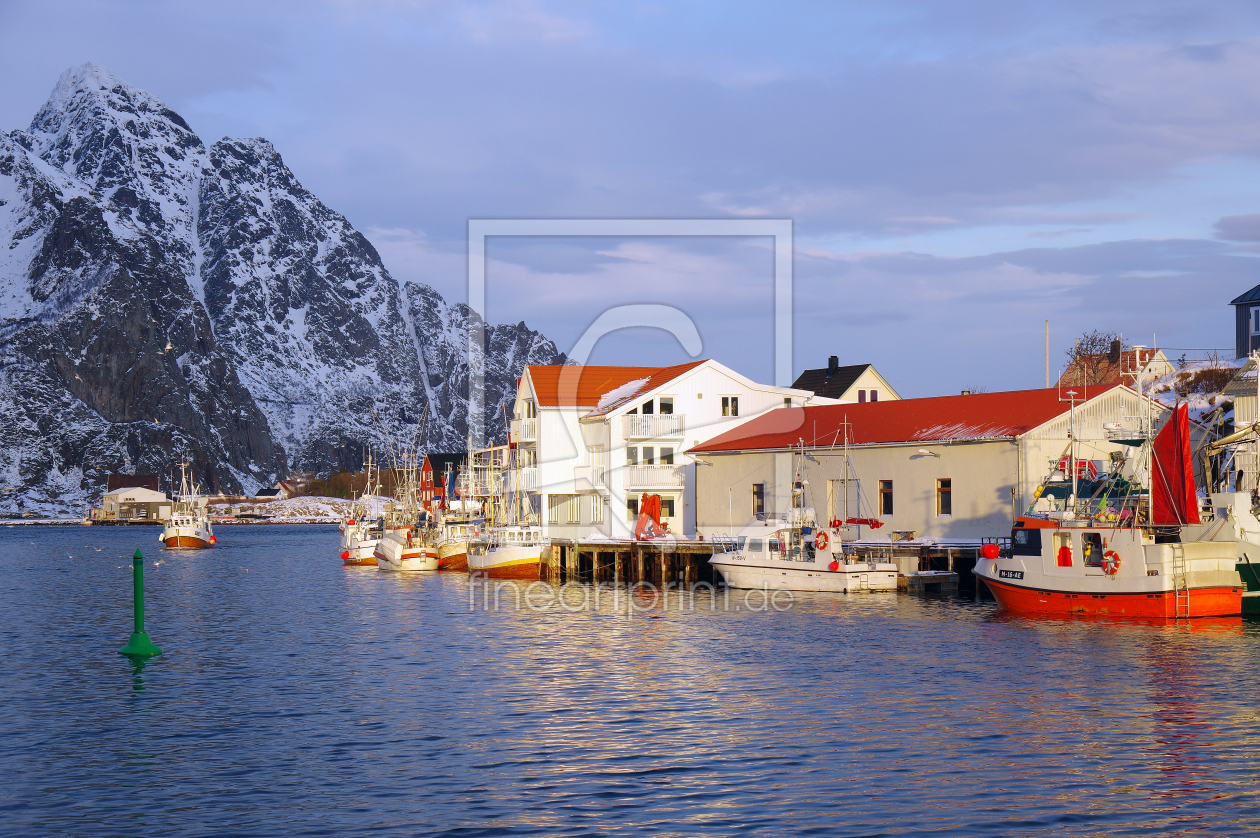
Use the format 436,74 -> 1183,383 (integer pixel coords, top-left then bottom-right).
508,360 -> 832,538
689,384 -> 1176,542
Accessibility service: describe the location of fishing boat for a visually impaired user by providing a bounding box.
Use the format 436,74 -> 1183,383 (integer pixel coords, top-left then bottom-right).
435,505 -> 477,571
159,463 -> 216,549
373,452 -> 439,572
339,453 -> 383,566
709,510 -> 898,593
975,403 -> 1244,617
468,524 -> 545,579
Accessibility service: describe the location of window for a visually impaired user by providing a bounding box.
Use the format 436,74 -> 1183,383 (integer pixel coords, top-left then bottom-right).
659,397 -> 674,415
1252,307 -> 1260,335
747,538 -> 763,552
870,390 -> 879,402
722,396 -> 739,417
523,399 -> 537,419
642,446 -> 655,465
661,497 -> 675,517
660,447 -> 674,465
858,390 -> 866,403
589,495 -> 605,524
548,495 -> 579,524
627,497 -> 639,521
769,537 -> 782,556
784,397 -> 792,408
1012,528 -> 1042,556
752,483 -> 765,515
627,447 -> 639,465
628,406 -> 638,414
936,479 -> 952,516
642,399 -> 654,415
1082,532 -> 1103,567
879,480 -> 893,516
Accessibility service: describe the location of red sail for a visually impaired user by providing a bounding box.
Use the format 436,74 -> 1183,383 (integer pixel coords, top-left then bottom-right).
1150,403 -> 1200,525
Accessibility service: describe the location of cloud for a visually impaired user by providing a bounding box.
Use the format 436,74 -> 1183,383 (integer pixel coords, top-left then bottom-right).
1214,213 -> 1260,241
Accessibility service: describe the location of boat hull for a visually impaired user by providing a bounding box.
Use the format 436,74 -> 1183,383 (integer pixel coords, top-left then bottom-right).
468,544 -> 543,580
437,539 -> 469,572
711,559 -> 897,592
342,540 -> 379,565
982,576 -> 1242,618
374,532 -> 438,571
160,527 -> 214,549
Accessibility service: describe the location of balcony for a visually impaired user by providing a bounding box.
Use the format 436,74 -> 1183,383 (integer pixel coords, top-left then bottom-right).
622,413 -> 685,439
511,417 -> 537,444
515,467 -> 538,492
573,465 -> 607,492
624,465 -> 685,489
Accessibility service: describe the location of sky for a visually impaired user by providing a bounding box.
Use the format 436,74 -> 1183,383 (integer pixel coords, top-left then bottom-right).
2,0 -> 1259,396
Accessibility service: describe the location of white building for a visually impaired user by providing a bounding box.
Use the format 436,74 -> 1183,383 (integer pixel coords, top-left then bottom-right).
689,385 -> 1182,542
509,360 -> 833,539
90,487 -> 171,523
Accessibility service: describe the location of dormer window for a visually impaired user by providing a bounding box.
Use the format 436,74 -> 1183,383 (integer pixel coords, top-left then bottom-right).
659,397 -> 673,415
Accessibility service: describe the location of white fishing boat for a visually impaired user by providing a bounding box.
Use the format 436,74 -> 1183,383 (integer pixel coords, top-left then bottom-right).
468,524 -> 545,579
340,453 -> 383,566
436,507 -> 477,572
373,452 -> 439,572
159,463 -> 216,549
709,510 -> 898,593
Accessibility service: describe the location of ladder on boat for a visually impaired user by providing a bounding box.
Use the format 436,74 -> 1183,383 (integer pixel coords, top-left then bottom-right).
1171,544 -> 1190,618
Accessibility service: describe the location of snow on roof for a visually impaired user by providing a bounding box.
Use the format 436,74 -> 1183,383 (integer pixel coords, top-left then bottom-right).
690,386 -> 1127,452
596,378 -> 650,410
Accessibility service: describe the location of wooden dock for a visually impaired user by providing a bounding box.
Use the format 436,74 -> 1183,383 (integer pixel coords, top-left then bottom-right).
544,538 -> 722,587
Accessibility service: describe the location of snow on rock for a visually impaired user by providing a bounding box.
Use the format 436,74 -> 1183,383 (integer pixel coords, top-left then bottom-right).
0,64 -> 565,511
1142,357 -> 1245,422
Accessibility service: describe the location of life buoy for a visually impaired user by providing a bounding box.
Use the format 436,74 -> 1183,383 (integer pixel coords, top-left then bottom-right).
1102,551 -> 1120,575
815,531 -> 830,551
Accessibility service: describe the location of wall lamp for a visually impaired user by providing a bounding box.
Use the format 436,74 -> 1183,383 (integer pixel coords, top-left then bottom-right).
917,448 -> 940,458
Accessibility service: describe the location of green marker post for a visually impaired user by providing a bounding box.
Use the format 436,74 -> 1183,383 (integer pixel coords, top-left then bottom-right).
118,549 -> 162,658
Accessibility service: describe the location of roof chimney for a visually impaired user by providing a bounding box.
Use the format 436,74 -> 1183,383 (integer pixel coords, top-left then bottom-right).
1108,339 -> 1121,364
827,355 -> 839,377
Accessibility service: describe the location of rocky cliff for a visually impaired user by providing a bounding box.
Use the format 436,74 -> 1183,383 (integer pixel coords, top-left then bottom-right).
0,64 -> 563,515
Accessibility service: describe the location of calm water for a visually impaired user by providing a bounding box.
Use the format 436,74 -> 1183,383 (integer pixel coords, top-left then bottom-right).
2,525 -> 1260,837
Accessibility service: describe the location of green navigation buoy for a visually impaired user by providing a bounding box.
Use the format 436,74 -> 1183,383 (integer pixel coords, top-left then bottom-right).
118,548 -> 162,658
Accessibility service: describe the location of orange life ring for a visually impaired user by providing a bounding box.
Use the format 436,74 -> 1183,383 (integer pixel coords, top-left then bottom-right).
1102,550 -> 1120,575
815,531 -> 830,551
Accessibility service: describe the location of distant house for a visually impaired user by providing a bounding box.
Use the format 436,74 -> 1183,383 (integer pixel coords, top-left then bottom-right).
421,453 -> 467,508
91,487 -> 170,523
1056,345 -> 1172,390
1231,284 -> 1260,358
254,488 -> 282,500
791,357 -> 900,403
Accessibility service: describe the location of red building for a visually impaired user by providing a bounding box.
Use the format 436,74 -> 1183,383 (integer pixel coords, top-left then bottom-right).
420,453 -> 466,509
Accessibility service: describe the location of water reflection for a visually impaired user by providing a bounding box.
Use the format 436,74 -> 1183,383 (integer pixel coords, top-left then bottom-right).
2,525 -> 1260,836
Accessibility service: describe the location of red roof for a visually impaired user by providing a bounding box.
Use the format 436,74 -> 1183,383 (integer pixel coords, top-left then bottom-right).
691,386 -> 1125,452
1056,349 -> 1162,388
527,361 -> 707,409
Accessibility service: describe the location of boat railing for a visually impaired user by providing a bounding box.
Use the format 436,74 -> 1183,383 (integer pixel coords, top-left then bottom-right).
710,534 -> 740,553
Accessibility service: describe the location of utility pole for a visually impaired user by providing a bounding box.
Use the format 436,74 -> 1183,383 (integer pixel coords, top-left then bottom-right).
1044,320 -> 1050,388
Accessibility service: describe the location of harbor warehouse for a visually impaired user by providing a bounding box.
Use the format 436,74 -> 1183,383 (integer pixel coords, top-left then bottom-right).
689,386 -> 1174,542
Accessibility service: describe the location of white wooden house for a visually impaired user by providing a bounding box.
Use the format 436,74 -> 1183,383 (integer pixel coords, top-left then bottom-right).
509,360 -> 832,539
689,385 -> 1183,542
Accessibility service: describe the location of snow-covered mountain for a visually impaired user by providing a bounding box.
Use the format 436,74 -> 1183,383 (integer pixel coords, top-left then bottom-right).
0,64 -> 563,514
